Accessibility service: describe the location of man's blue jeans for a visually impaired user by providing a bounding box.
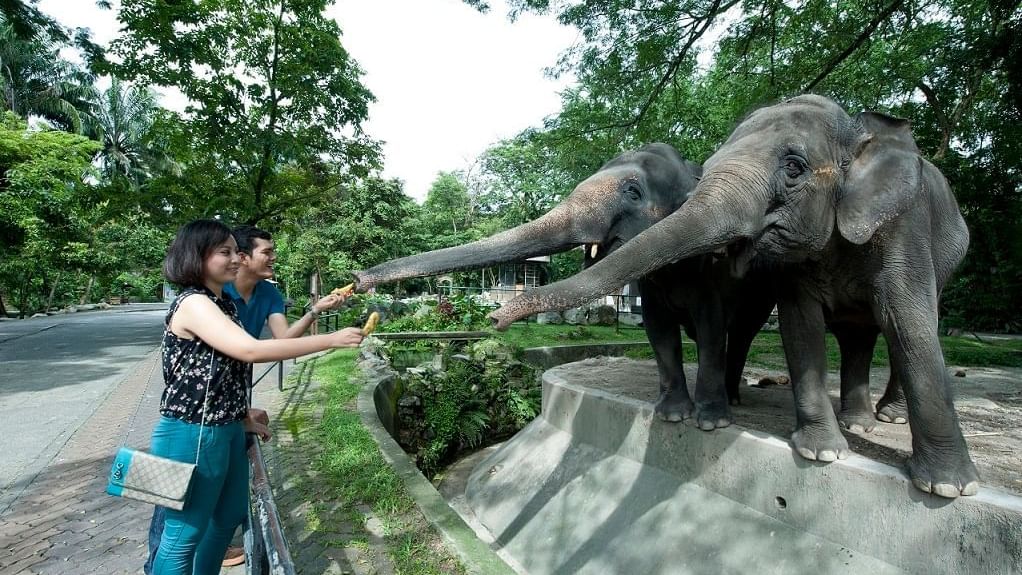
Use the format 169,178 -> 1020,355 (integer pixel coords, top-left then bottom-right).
144,506 -> 165,575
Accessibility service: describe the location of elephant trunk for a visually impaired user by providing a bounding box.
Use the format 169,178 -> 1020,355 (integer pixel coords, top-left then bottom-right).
355,202 -> 597,291
488,172 -> 764,329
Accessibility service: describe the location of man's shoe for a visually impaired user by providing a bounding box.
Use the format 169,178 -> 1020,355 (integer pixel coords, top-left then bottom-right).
222,546 -> 245,567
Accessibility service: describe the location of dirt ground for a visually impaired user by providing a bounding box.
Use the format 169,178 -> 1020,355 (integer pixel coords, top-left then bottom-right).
562,358 -> 1022,496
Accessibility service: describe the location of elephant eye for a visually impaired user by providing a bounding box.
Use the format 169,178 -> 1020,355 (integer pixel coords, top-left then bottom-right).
622,182 -> 642,200
782,156 -> 807,179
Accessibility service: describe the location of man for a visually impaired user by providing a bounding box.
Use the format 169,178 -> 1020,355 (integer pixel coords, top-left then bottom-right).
145,225 -> 347,573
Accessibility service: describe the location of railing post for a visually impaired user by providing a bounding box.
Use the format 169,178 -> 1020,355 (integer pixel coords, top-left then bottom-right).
277,360 -> 284,392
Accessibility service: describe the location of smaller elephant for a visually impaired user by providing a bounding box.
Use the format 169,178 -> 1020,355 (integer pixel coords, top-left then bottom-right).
355,144 -> 771,429
491,96 -> 977,498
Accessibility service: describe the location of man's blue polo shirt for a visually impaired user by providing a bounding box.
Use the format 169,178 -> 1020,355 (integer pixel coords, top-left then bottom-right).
223,280 -> 285,338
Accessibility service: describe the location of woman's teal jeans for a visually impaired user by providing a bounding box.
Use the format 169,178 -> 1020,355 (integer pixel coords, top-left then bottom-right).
149,416 -> 248,575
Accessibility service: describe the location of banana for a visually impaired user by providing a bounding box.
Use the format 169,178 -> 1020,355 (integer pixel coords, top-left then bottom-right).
362,311 -> 380,336
330,283 -> 355,298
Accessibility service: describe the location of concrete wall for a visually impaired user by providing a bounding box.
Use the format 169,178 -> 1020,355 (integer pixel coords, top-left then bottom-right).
465,358 -> 1022,575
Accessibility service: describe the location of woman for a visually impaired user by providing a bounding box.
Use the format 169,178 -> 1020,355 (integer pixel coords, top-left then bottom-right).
151,219 -> 363,575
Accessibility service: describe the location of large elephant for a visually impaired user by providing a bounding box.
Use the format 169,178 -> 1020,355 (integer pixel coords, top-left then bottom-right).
355,144 -> 774,428
489,95 -> 977,498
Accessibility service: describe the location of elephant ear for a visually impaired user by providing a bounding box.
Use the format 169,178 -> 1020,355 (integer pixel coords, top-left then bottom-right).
837,112 -> 923,245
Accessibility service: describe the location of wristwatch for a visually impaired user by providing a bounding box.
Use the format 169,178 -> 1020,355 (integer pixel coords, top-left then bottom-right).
308,307 -> 320,318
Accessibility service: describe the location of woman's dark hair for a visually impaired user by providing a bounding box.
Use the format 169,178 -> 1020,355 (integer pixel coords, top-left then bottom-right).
232,225 -> 273,255
163,219 -> 233,287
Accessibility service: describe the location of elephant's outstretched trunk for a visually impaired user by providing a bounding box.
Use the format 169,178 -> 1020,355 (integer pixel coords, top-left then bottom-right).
488,179 -> 762,329
355,203 -> 599,291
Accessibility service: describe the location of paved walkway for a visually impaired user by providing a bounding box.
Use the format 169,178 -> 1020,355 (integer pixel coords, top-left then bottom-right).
0,352 -> 311,574
0,350 -> 163,574
0,348 -> 396,575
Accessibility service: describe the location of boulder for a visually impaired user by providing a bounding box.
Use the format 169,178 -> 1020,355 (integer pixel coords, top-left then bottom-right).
536,311 -> 563,325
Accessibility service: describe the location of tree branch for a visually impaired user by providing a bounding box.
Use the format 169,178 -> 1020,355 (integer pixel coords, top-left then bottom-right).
803,0 -> 904,92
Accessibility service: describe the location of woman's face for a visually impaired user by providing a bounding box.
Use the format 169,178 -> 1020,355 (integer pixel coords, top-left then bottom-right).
204,236 -> 241,286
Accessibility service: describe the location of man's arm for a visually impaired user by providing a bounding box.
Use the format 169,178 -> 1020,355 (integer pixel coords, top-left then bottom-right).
267,293 -> 345,339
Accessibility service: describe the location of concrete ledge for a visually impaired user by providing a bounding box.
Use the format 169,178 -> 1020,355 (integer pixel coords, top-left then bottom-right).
465,357 -> 1022,575
522,342 -> 650,370
355,357 -> 517,575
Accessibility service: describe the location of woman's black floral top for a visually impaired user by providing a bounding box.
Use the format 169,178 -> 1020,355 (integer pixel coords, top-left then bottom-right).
160,286 -> 250,425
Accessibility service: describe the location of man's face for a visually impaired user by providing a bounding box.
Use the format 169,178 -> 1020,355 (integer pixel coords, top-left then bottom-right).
241,237 -> 276,279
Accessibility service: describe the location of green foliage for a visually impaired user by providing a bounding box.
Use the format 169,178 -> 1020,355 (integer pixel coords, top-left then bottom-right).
379,294 -> 495,333
394,340 -> 539,476
103,0 -> 381,224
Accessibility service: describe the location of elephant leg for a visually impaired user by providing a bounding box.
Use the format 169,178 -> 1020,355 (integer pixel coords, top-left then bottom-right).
643,305 -> 694,423
876,343 -> 908,424
726,292 -> 776,405
778,291 -> 849,462
832,323 -> 880,433
876,275 -> 978,498
692,298 -> 731,430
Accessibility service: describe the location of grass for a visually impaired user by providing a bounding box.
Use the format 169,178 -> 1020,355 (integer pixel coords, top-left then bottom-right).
294,321 -> 1019,573
299,349 -> 466,575
490,322 -> 1022,370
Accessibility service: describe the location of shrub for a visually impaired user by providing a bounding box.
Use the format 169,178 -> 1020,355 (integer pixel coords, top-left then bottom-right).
393,338 -> 539,476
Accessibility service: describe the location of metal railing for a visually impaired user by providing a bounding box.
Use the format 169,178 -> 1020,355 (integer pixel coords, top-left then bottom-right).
244,309 -> 345,574
245,436 -> 295,575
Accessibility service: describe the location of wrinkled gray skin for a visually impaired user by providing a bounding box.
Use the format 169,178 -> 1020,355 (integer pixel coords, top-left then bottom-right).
490,96 -> 977,498
355,144 -> 773,428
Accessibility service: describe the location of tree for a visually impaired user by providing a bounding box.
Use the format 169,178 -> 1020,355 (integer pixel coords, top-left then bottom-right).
274,176 -> 422,299
479,0 -> 1022,330
0,112 -> 101,316
104,0 -> 381,224
0,23 -> 98,133
92,78 -> 178,191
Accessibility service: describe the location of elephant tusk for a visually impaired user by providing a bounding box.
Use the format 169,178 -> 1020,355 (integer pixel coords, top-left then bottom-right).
590,244 -> 599,259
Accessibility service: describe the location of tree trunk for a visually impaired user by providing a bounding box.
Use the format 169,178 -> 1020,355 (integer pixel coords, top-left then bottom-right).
45,271 -> 61,312
0,291 -> 7,318
79,275 -> 94,305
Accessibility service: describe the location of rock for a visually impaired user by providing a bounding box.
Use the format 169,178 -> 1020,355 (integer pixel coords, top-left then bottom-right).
954,369 -> 967,378
618,313 -> 643,326
591,305 -> 617,326
536,311 -> 563,325
563,307 -> 587,325
776,375 -> 790,385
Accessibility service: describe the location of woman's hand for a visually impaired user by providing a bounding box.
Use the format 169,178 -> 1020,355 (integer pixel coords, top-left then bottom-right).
244,409 -> 272,442
330,327 -> 364,348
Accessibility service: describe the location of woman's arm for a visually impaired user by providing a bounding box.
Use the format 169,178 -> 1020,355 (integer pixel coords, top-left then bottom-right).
170,294 -> 362,363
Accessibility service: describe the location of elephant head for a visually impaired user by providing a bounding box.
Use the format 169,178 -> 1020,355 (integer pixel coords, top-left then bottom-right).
354,143 -> 701,290
490,95 -> 929,327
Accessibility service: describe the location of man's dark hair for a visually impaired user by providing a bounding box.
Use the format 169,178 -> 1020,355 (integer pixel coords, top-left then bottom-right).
232,225 -> 273,255
163,219 -> 233,287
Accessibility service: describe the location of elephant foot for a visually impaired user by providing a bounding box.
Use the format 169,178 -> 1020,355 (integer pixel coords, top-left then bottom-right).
655,393 -> 694,423
876,396 -> 908,425
838,406 -> 877,434
694,401 -> 733,431
907,448 -> 980,498
790,422 -> 850,462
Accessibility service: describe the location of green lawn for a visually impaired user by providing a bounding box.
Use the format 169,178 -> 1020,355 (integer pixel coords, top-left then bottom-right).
494,323 -> 1022,370
304,350 -> 465,574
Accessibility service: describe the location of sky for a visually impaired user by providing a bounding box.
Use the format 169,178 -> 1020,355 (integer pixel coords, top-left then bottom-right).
40,0 -> 578,202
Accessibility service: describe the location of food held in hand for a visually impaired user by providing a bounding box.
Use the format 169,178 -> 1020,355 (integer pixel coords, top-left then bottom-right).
330,283 -> 355,298
362,311 -> 380,336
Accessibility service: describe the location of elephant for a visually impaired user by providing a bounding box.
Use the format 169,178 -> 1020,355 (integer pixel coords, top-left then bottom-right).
489,95 -> 977,498
354,143 -> 775,429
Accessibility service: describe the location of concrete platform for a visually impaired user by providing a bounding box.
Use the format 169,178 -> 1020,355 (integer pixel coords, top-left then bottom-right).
465,357 -> 1022,575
